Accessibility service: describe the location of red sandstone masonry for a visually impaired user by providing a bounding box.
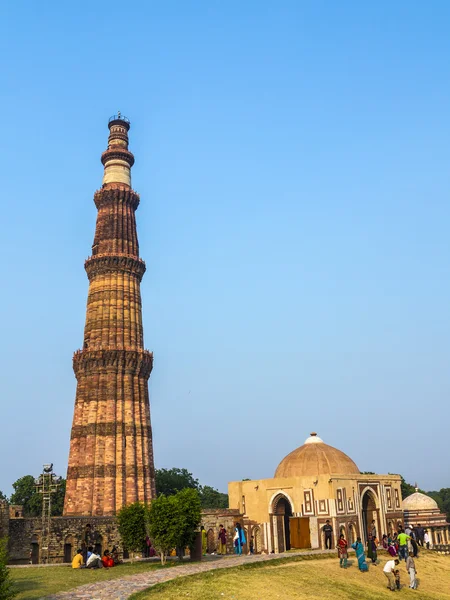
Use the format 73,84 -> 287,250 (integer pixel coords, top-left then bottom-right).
64,118 -> 156,517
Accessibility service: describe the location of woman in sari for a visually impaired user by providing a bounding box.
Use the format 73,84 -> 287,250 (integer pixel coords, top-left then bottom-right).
337,534 -> 348,568
351,537 -> 368,572
233,523 -> 246,555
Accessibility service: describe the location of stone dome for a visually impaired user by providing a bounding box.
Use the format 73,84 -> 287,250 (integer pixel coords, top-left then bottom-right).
274,432 -> 360,478
402,491 -> 439,511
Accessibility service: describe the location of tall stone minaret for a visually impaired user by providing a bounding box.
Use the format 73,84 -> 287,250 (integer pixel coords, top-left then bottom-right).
64,114 -> 156,516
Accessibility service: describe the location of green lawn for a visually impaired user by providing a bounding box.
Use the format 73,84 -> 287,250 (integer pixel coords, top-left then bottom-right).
131,553 -> 450,600
10,560 -> 177,600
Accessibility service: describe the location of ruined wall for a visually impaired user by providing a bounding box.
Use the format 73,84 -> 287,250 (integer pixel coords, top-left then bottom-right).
8,516 -> 120,565
7,509 -> 243,564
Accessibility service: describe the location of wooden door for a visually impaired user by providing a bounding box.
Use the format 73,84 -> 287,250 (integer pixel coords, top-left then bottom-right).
290,517 -> 311,549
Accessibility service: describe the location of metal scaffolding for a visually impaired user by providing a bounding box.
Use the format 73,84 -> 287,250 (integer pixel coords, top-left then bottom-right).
35,463 -> 61,564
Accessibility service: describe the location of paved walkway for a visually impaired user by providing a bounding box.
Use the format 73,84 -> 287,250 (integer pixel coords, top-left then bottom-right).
44,549 -> 335,600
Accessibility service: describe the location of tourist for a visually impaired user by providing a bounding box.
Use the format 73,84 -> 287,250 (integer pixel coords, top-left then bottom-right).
382,534 -> 389,549
424,530 -> 430,549
405,524 -> 412,536
367,533 -> 377,564
217,524 -> 227,555
86,545 -> 93,561
111,546 -> 120,564
249,536 -> 255,554
102,549 -> 114,568
233,523 -> 246,555
394,569 -> 401,590
72,548 -> 84,569
388,541 -> 398,557
416,524 -> 425,546
397,530 -> 411,561
201,526 -> 207,556
410,535 -> 419,558
406,551 -> 417,589
322,520 -> 333,550
383,558 -> 399,591
337,533 -> 348,568
351,537 -> 368,572
86,549 -> 103,568
370,519 -> 377,538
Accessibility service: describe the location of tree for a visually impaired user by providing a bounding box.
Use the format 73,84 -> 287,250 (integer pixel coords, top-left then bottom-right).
155,468 -> 199,496
147,488 -> 201,565
428,488 -> 450,522
0,538 -> 16,600
117,502 -> 148,561
9,475 -> 66,517
199,485 -> 228,509
0,491 -> 7,503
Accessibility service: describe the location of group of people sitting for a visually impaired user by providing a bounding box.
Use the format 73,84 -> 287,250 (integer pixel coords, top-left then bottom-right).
71,545 -> 119,569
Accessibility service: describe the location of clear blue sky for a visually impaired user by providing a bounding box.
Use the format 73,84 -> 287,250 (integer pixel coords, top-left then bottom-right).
1,1 -> 449,497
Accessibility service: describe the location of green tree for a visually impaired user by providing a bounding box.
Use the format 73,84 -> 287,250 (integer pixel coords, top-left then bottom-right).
155,468 -> 199,496
9,475 -> 66,517
0,538 -> 16,600
0,491 -> 7,502
147,488 -> 201,565
199,485 -> 228,509
428,488 -> 450,522
117,502 -> 148,561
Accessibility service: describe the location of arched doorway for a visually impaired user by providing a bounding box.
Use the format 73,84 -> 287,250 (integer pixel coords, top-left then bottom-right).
361,489 -> 378,541
207,528 -> 215,553
253,526 -> 262,553
348,523 -> 357,546
30,535 -> 39,564
273,494 -> 293,552
94,534 -> 103,556
64,535 -> 74,563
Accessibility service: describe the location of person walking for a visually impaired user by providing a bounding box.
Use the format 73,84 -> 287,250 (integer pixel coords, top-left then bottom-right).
397,530 -> 411,562
410,535 -> 419,558
201,526 -> 207,556
406,551 -> 417,589
424,530 -> 430,550
217,525 -> 227,555
337,533 -> 348,568
383,558 -> 399,591
233,523 -> 246,555
322,520 -> 333,550
351,537 -> 368,572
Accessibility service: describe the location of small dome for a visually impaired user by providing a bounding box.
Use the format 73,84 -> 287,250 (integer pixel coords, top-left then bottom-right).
274,433 -> 360,478
402,491 -> 439,511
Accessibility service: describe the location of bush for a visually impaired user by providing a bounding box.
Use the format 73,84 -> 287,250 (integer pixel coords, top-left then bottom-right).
117,502 -> 148,560
147,488 -> 201,565
0,538 -> 16,600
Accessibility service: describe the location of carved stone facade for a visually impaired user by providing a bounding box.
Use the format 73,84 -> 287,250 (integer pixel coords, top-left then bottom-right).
64,116 -> 156,517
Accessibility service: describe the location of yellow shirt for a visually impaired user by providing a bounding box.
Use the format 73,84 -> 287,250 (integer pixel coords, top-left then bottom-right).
72,553 -> 84,569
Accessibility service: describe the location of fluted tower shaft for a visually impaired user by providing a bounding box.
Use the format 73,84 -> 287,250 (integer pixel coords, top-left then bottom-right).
64,116 -> 156,517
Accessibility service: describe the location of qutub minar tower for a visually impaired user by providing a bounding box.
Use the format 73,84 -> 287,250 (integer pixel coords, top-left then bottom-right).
64,115 -> 156,517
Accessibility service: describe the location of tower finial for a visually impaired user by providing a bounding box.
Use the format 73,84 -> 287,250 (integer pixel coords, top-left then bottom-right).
415,482 -> 419,492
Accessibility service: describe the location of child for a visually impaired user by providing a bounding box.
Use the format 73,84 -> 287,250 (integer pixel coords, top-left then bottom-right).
394,569 -> 401,590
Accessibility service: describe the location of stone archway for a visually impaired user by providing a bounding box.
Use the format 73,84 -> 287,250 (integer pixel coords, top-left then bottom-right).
64,535 -> 74,563
272,494 -> 293,552
30,534 -> 39,564
253,526 -> 262,553
361,488 -> 379,542
207,528 -> 215,554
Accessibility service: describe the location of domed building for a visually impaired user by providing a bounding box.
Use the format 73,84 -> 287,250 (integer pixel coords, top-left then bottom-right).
228,433 -> 404,553
402,487 -> 449,547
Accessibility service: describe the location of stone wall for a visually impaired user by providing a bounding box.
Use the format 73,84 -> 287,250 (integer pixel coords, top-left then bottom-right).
5,508 -> 243,564
8,516 -> 120,565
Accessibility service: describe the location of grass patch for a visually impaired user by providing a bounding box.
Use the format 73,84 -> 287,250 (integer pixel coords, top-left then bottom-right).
131,552 -> 450,600
10,560 -> 179,600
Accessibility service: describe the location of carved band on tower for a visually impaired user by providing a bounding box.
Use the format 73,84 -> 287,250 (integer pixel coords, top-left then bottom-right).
63,115 -> 156,516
